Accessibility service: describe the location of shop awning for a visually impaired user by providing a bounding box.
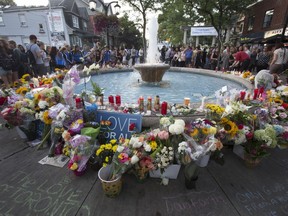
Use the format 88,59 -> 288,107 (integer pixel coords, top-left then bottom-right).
240,32 -> 264,44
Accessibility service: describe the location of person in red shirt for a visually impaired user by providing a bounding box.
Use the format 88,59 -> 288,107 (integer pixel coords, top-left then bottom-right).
230,46 -> 251,71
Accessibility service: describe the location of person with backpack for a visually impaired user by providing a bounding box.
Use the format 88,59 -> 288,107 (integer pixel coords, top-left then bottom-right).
0,38 -> 13,88
17,44 -> 32,77
26,35 -> 46,77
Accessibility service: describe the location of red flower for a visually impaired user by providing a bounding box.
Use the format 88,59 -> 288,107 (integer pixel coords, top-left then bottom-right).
238,124 -> 244,130
246,132 -> 254,140
282,103 -> 288,110
129,123 -> 136,131
0,97 -> 7,106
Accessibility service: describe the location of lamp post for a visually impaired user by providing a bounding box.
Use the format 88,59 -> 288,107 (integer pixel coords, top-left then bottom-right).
89,0 -> 121,47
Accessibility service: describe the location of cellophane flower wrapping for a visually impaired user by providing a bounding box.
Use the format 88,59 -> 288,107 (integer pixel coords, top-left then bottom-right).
68,135 -> 95,172
62,66 -> 80,107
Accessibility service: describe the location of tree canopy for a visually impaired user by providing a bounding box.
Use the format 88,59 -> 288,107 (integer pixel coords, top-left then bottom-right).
184,0 -> 257,48
0,0 -> 16,8
118,14 -> 142,49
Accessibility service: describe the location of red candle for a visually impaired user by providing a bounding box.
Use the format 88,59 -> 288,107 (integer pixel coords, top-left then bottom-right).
161,101 -> 168,115
108,95 -> 114,104
253,89 -> 258,100
240,91 -> 246,100
115,95 -> 121,106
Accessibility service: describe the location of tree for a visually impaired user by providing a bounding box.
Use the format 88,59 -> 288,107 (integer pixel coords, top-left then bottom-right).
0,0 -> 16,8
158,0 -> 200,45
122,0 -> 160,59
184,0 -> 257,50
118,14 -> 142,49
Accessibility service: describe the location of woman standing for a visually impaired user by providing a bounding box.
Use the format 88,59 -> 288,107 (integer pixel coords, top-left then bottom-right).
270,42 -> 287,74
0,38 -> 13,88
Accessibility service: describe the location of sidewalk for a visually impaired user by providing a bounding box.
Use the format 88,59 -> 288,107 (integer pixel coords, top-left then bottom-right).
0,126 -> 288,216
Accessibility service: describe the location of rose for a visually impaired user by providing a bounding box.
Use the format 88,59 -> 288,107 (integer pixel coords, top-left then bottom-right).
279,112 -> 287,119
129,123 -> 136,131
246,132 -> 254,140
157,130 -> 169,140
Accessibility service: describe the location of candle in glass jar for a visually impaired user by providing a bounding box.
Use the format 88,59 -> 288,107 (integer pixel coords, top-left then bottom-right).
161,101 -> 168,115
108,95 -> 114,104
259,87 -> 264,95
115,95 -> 121,106
253,89 -> 258,100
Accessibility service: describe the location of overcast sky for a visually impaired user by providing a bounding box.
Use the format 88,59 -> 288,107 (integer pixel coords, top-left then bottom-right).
14,0 -> 48,6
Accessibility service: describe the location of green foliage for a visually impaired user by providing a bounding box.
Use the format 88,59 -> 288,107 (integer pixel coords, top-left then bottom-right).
90,80 -> 104,96
0,0 -> 16,7
184,0 -> 257,48
158,0 -> 199,45
118,14 -> 142,49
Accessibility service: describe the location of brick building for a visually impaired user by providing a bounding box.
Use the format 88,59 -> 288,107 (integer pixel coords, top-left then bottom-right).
240,0 -> 288,44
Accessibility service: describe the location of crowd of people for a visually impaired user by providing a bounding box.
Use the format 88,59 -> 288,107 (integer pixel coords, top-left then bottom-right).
0,34 -> 287,89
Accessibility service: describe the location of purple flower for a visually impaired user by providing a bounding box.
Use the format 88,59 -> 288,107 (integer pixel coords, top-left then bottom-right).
69,68 -> 81,84
279,112 -> 287,119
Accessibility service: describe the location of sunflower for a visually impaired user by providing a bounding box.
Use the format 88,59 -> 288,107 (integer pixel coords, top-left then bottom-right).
15,86 -> 29,96
13,81 -> 20,88
190,128 -> 199,137
224,120 -> 238,136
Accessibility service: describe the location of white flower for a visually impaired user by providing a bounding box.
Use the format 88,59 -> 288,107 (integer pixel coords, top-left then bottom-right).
38,100 -> 49,109
168,147 -> 173,151
144,143 -> 152,152
174,119 -> 185,127
131,155 -> 139,164
173,124 -> 184,135
82,66 -> 89,73
56,110 -> 67,121
117,145 -> 124,152
160,117 -> 171,127
168,124 -> 176,134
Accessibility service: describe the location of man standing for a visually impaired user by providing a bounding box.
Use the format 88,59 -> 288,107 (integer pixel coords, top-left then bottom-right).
26,35 -> 46,76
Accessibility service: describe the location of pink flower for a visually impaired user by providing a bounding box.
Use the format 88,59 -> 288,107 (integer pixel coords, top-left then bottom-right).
157,130 -> 169,140
118,153 -> 129,163
279,112 -> 287,119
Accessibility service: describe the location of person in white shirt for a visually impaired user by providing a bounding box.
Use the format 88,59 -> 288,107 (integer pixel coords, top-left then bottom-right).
270,42 -> 288,74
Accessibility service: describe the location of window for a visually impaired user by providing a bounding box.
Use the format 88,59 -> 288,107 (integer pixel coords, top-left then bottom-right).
83,21 -> 87,31
0,11 -> 4,26
39,24 -> 45,33
18,14 -> 27,27
263,9 -> 274,28
247,15 -> 255,31
72,15 -> 79,28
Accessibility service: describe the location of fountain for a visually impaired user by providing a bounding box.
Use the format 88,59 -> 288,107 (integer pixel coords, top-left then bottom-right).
134,15 -> 170,83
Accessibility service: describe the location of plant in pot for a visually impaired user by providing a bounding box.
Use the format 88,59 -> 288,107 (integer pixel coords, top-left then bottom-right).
91,80 -> 104,105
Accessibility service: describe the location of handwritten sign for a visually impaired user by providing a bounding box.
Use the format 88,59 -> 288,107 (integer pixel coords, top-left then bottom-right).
96,111 -> 142,139
235,181 -> 288,216
0,171 -> 91,215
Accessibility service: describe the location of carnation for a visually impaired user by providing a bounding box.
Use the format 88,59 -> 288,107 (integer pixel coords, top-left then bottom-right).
38,100 -> 49,109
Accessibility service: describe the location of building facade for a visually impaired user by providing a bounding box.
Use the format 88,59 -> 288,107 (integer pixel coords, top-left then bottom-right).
241,0 -> 288,44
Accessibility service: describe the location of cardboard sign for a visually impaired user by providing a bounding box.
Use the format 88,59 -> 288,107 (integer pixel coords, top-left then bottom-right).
96,110 -> 142,140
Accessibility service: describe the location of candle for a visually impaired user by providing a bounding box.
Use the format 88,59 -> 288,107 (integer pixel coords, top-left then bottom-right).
240,91 -> 246,100
253,89 -> 258,100
259,87 -> 264,95
200,96 -> 206,110
161,101 -> 168,115
139,96 -> 144,112
108,95 -> 114,104
75,97 -> 83,109
115,95 -> 121,106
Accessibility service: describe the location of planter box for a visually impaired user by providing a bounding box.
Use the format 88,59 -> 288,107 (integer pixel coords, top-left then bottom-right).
149,164 -> 181,179
233,145 -> 244,159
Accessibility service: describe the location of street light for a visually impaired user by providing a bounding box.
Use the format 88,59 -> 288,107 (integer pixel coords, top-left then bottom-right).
89,0 -> 121,16
89,0 -> 121,47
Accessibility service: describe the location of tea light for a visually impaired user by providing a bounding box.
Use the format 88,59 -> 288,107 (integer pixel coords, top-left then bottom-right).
184,97 -> 190,106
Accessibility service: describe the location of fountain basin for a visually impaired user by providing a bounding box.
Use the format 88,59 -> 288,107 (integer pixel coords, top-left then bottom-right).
134,64 -> 170,82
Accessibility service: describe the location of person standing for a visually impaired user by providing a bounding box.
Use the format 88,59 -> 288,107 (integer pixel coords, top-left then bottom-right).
131,46 -> 136,65
184,46 -> 193,67
38,41 -> 50,74
0,38 -> 13,88
8,40 -> 21,82
270,42 -> 288,74
71,45 -> 83,65
26,35 -> 46,76
138,47 -> 144,63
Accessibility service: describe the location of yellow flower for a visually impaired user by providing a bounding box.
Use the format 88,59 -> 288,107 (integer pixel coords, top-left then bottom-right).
105,143 -> 112,150
110,139 -> 117,144
15,87 -> 29,96
70,163 -> 78,171
190,128 -> 199,137
202,128 -> 209,135
22,74 -> 30,79
103,163 -> 107,167
208,127 -> 217,135
96,149 -> 102,156
150,141 -> 157,151
43,110 -> 52,125
112,145 -> 118,152
105,157 -> 109,162
224,121 -> 238,136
